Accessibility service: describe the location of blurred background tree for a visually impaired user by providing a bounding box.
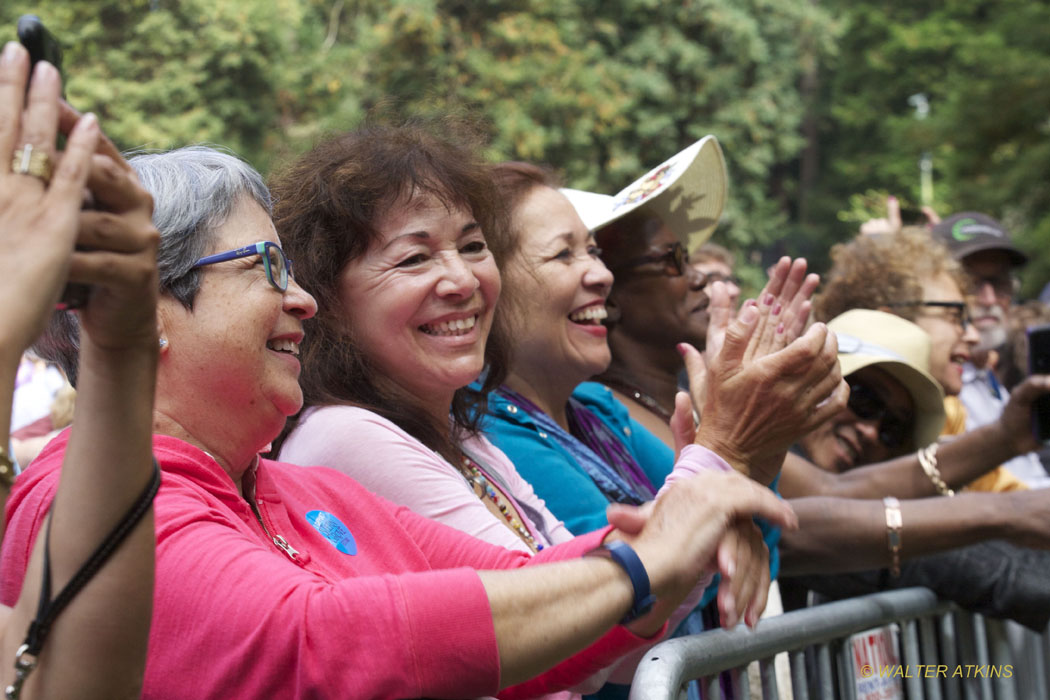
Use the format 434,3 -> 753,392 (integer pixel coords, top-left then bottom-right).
3,0 -> 1048,295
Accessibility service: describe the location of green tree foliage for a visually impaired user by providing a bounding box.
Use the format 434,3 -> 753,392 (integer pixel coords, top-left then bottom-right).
2,0 -> 303,172
805,0 -> 1050,294
3,0 -> 836,291
5,1 -> 1047,292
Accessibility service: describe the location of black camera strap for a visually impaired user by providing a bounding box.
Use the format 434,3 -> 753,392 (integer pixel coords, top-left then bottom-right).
5,457 -> 161,699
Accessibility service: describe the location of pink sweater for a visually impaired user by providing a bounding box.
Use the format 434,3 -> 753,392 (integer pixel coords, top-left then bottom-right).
0,431 -> 655,700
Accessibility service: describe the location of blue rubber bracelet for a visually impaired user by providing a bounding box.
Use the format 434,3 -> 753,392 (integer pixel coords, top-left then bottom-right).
596,541 -> 656,623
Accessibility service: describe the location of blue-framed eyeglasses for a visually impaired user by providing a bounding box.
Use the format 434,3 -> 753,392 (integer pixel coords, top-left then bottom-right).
192,241 -> 292,291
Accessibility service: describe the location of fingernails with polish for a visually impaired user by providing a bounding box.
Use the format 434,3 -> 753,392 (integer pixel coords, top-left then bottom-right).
772,303 -> 782,316
777,323 -> 785,334
763,293 -> 774,306
739,305 -> 759,324
676,343 -> 688,357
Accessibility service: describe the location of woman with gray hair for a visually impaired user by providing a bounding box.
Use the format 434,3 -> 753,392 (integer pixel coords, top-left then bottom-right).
3,144 -> 796,699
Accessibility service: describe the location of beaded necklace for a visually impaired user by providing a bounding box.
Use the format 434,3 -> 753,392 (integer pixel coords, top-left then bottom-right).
459,456 -> 543,552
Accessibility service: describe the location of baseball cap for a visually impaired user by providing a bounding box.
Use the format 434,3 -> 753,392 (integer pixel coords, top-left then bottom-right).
560,135 -> 727,252
828,309 -> 946,448
931,212 -> 1027,266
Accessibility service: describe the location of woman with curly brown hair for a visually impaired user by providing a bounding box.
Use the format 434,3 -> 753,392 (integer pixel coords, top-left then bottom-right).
816,228 -> 978,398
813,227 -> 1050,492
270,123 -> 842,696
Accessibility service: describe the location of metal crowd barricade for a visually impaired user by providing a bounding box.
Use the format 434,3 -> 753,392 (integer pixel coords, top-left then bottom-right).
629,588 -> 1050,700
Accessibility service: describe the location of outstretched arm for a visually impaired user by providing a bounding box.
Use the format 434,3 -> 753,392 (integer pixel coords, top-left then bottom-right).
781,488 -> 1050,576
777,376 -> 1050,500
0,44 -> 159,700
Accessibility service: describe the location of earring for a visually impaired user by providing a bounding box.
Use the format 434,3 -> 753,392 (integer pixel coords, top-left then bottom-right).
159,337 -> 168,349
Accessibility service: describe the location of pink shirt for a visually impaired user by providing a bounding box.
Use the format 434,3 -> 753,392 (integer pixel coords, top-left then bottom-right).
0,430 -> 655,700
282,406 -> 575,553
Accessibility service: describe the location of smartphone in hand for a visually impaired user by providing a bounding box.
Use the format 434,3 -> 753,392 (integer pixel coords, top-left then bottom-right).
1028,323 -> 1050,443
17,15 -> 91,310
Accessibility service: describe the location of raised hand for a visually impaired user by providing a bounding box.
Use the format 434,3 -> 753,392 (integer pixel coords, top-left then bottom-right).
859,196 -> 903,237
693,308 -> 848,484
0,45 -> 100,359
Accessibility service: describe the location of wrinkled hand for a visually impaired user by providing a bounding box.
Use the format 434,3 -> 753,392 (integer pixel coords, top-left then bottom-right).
0,44 -> 99,360
606,470 -> 795,627
998,375 -> 1050,456
692,307 -> 849,483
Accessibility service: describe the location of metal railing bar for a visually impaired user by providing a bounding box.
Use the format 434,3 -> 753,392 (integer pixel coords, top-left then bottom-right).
630,588 -> 948,700
789,650 -> 808,700
901,618 -> 925,700
816,643 -> 833,699
937,612 -> 961,700
918,615 -> 943,700
759,658 -> 779,700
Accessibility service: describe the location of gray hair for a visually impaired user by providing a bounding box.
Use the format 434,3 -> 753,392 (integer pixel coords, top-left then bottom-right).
130,145 -> 272,308
35,145 -> 271,386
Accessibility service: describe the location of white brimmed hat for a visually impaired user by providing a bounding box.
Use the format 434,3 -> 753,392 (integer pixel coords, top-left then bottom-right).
828,309 -> 946,448
561,135 -> 727,252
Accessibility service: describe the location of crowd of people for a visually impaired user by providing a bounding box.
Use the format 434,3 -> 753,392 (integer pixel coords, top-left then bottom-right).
2,41 -> 1049,699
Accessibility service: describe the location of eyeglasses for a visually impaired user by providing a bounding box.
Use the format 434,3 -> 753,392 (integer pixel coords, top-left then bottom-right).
192,241 -> 293,292
610,241 -> 689,277
847,381 -> 912,450
701,271 -> 740,287
888,301 -> 971,330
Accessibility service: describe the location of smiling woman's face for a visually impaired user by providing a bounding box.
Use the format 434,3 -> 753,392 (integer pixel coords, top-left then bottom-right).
600,212 -> 710,352
914,272 -> 980,396
503,186 -> 613,389
336,192 -> 501,403
157,197 -> 318,448
799,366 -> 915,472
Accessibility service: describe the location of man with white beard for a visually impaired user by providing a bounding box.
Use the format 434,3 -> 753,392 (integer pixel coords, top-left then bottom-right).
932,212 -> 1050,487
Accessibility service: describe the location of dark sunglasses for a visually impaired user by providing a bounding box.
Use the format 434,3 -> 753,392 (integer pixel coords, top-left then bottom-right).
847,381 -> 912,450
888,300 -> 971,330
610,241 -> 689,277
192,241 -> 293,292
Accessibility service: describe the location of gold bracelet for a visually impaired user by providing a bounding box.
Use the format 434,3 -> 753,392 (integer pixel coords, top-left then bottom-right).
0,445 -> 15,489
883,496 -> 902,577
917,443 -> 954,497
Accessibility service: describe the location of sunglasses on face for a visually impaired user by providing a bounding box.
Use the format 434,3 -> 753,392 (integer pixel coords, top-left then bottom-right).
610,241 -> 689,277
192,241 -> 293,292
846,381 -> 912,450
889,300 -> 971,331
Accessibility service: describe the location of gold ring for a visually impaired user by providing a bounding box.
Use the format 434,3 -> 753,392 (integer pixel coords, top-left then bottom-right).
11,144 -> 53,185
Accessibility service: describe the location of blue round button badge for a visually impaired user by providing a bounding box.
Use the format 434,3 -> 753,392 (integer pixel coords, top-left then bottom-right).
305,510 -> 357,555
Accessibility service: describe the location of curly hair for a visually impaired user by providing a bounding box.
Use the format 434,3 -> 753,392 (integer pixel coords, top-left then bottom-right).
269,120 -> 510,464
815,227 -> 971,323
